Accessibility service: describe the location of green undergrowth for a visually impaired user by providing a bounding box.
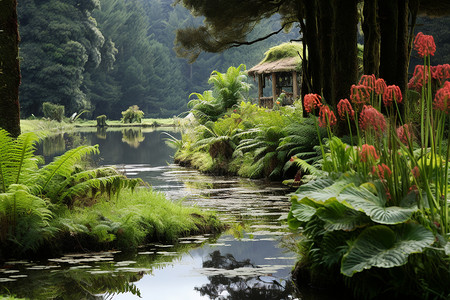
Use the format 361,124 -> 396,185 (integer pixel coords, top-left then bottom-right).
51,188 -> 222,251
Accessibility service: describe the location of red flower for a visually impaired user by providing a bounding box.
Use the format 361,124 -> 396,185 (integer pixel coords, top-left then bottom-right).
396,124 -> 414,145
359,105 -> 387,135
414,32 -> 436,58
350,84 -> 371,106
337,98 -> 355,120
411,166 -> 420,180
433,81 -> 450,114
408,65 -> 428,92
375,78 -> 387,96
304,94 -> 322,114
359,144 -> 379,163
318,105 -> 337,128
358,74 -> 376,90
372,163 -> 392,180
383,85 -> 402,106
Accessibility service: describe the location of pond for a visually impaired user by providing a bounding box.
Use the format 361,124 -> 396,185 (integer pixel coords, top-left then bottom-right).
0,127 -> 327,299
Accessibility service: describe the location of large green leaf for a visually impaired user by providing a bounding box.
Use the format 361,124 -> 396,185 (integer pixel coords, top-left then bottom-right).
341,224 -> 434,276
289,197 -> 321,223
316,199 -> 370,231
293,174 -> 363,204
338,184 -> 418,224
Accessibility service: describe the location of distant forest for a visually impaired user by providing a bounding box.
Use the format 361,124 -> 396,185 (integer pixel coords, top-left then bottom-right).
17,0 -> 296,119
17,0 -> 449,119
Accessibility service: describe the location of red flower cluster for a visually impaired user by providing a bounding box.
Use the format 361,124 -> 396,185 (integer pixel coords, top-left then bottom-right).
318,105 -> 337,128
304,94 -> 322,113
372,163 -> 392,180
359,105 -> 387,135
337,98 -> 355,120
350,84 -> 371,105
408,65 -> 429,92
359,74 -> 376,90
375,78 -> 387,96
414,32 -> 436,58
396,124 -> 413,145
431,64 -> 450,85
383,85 -> 402,106
359,144 -> 379,163
433,81 -> 450,114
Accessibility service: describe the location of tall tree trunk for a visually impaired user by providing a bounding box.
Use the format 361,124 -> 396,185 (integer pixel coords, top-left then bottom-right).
303,0 -> 322,96
318,0 -> 333,102
363,0 -> 380,76
396,0 -> 410,97
331,0 -> 358,107
379,0 -> 398,85
0,0 -> 21,137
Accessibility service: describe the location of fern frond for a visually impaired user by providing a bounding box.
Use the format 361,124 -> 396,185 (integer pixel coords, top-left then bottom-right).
38,145 -> 99,193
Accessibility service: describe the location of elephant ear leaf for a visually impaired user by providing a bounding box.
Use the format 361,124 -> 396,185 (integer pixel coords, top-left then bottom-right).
288,196 -> 322,229
338,184 -> 418,224
316,200 -> 370,232
341,223 -> 434,277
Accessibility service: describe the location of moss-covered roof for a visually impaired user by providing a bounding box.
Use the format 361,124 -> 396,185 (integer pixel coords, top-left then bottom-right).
260,42 -> 303,63
248,42 -> 302,76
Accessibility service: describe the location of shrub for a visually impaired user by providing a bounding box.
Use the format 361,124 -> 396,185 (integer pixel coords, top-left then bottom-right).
96,115 -> 107,127
42,102 -> 65,122
121,105 -> 144,123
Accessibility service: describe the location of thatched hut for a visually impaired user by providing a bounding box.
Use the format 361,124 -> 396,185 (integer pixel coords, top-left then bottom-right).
248,43 -> 302,108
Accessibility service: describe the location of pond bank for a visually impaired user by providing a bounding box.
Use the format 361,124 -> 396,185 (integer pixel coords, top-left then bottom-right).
0,188 -> 223,262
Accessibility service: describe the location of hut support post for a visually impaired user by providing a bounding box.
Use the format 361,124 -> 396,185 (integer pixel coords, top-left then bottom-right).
293,71 -> 298,100
271,73 -> 277,106
258,74 -> 263,106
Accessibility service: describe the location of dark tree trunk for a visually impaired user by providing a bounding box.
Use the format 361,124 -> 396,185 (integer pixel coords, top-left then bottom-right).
318,0 -> 333,102
363,0 -> 380,77
331,0 -> 358,107
379,0 -> 398,85
303,0 -> 322,95
0,0 -> 21,137
396,0 -> 410,97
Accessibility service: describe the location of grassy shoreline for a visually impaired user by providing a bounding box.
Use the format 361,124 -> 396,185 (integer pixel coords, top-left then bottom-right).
20,118 -> 178,134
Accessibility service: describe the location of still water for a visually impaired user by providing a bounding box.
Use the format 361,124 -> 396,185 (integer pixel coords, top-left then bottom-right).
0,128 -> 303,299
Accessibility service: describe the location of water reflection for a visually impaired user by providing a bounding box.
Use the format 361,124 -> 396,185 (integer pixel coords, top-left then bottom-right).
21,129 -> 303,299
121,128 -> 145,148
96,127 -> 107,139
195,250 -> 296,300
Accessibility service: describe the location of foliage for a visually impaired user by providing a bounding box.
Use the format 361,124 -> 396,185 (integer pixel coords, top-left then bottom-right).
288,33 -> 450,298
17,0 -> 295,120
42,102 -> 65,122
0,129 -> 141,256
53,188 -> 221,250
96,115 -> 107,127
121,105 -> 144,124
177,98 -> 324,180
188,64 -> 250,123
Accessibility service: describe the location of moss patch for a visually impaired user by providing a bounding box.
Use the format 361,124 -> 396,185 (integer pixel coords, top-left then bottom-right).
260,42 -> 303,63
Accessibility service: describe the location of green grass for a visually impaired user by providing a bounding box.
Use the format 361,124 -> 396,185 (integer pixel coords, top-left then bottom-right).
49,188 -> 222,252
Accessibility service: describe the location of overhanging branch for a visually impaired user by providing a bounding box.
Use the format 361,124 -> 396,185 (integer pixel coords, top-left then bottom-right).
228,21 -> 296,48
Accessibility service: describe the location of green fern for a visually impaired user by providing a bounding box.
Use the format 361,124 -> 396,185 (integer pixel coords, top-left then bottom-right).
0,129 -> 142,254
